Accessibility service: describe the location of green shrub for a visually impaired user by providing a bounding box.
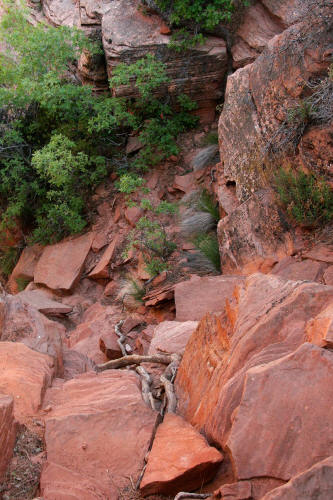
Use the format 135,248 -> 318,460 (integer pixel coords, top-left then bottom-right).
0,246 -> 20,278
193,233 -> 221,271
197,189 -> 219,223
116,174 -> 144,194
128,277 -> 146,302
275,168 -> 333,227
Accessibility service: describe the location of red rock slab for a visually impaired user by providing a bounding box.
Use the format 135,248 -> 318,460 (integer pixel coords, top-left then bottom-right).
91,231 -> 108,253
16,290 -> 73,316
124,206 -> 143,227
99,332 -> 122,360
213,481 -> 252,499
148,320 -> 198,356
88,236 -> 119,279
176,274 -> 333,450
1,294 -> 65,377
34,233 -> 93,291
271,257 -> 327,282
41,462 -> 116,500
261,456 -> 333,499
0,342 -> 54,424
0,394 -> 16,482
42,371 -> 158,495
173,172 -> 196,193
323,265 -> 333,285
306,303 -> 333,348
227,343 -> 333,481
140,413 -> 223,496
7,244 -> 43,294
174,275 -> 244,321
303,245 -> 333,264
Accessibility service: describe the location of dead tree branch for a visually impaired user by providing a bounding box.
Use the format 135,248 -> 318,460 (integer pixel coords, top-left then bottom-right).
174,494 -> 210,500
136,365 -> 156,410
96,353 -> 174,372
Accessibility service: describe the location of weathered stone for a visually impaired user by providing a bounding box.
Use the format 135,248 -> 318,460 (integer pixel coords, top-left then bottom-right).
140,413 -> 223,496
148,320 -> 198,356
41,371 -> 158,496
213,481 -> 252,499
0,394 -> 16,483
0,342 -> 54,424
16,290 -> 73,316
261,456 -> 333,499
124,206 -> 143,227
227,344 -> 333,481
176,274 -> 333,450
323,265 -> 333,285
174,275 -> 244,321
88,237 -> 119,279
303,245 -> 333,264
34,233 -> 93,291
217,190 -> 293,274
271,257 -> 326,282
1,294 -> 65,376
306,303 -> 333,348
7,244 -> 43,294
173,172 -> 196,193
62,347 -> 95,380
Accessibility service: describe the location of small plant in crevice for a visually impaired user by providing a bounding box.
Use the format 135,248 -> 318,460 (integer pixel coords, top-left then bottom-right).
274,167 -> 333,227
192,232 -> 221,272
181,189 -> 219,237
0,246 -> 21,279
15,276 -> 31,292
128,277 -> 146,302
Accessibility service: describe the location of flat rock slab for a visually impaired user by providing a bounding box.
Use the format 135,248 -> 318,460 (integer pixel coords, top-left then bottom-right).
271,257 -> 326,282
88,236 -> 119,279
262,456 -> 333,499
0,394 -> 16,482
227,343 -> 333,481
42,371 -> 158,497
148,320 -> 198,356
34,233 -> 93,291
175,275 -> 244,321
8,244 -> 43,294
303,245 -> 333,264
140,413 -> 223,496
17,290 -> 73,316
0,342 -> 54,425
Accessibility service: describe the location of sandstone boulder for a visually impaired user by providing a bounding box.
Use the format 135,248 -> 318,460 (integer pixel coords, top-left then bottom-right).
88,236 -> 119,279
1,294 -> 65,376
0,394 -> 16,483
227,343 -> 333,481
174,275 -> 244,321
148,320 -> 198,356
34,233 -> 93,291
271,257 -> 327,282
176,274 -> 333,450
41,371 -> 158,497
140,413 -> 223,496
0,342 -> 54,424
7,244 -> 43,294
262,456 -> 333,499
16,290 -> 73,316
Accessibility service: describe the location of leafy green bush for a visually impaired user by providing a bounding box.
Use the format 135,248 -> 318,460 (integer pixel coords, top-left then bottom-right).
116,174 -> 144,194
275,168 -> 333,227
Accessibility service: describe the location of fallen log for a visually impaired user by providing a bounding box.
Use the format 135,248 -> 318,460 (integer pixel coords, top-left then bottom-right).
174,494 -> 210,500
96,353 -> 174,372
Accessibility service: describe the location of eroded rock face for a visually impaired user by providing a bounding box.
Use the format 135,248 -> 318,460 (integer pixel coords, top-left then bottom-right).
176,273 -> 333,477
41,371 -> 158,497
219,0 -> 333,202
7,244 -> 43,294
140,413 -> 223,496
0,394 -> 16,483
217,190 -> 293,274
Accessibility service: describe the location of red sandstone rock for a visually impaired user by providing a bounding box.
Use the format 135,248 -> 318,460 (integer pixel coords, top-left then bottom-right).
140,413 -> 223,496
124,206 -> 143,227
0,394 -> 16,483
148,320 -> 198,356
91,231 -> 108,253
174,275 -> 244,321
34,233 -> 93,291
16,290 -> 73,316
176,274 -> 333,451
306,303 -> 333,348
213,481 -> 252,499
271,257 -> 326,282
173,172 -> 196,193
227,343 -> 333,481
323,265 -> 333,285
99,332 -> 122,360
7,244 -> 43,294
41,371 -> 158,496
1,294 -> 65,376
303,245 -> 333,264
261,456 -> 333,499
0,342 -> 54,424
88,236 -> 119,279
62,347 -> 95,380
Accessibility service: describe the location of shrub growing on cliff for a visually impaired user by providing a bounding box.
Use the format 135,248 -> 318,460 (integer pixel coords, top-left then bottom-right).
275,168 -> 333,227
